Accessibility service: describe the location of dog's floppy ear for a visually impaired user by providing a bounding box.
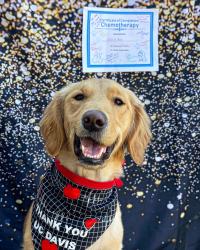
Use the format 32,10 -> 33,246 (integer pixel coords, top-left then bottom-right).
127,92 -> 152,165
40,92 -> 65,157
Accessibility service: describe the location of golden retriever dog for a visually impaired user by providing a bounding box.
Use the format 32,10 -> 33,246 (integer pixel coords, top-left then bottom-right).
23,78 -> 151,250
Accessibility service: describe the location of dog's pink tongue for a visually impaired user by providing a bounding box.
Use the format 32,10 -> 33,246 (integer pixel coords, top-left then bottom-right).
81,138 -> 106,158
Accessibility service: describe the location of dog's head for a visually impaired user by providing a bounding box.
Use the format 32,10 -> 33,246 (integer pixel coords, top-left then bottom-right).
40,79 -> 151,168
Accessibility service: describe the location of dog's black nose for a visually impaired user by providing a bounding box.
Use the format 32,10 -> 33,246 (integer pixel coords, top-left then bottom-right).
82,110 -> 107,132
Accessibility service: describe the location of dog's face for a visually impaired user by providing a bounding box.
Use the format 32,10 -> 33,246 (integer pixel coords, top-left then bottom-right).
40,79 -> 151,168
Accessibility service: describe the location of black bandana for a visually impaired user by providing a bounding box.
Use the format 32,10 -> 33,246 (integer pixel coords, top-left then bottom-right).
31,160 -> 122,250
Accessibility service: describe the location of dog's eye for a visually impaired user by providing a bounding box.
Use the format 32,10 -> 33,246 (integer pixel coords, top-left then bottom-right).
73,94 -> 85,101
114,98 -> 125,106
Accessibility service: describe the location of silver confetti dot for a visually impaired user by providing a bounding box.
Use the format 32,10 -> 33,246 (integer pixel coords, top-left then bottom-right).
5,12 -> 15,21
15,100 -> 21,105
176,98 -> 182,103
182,113 -> 188,118
20,37 -> 29,44
144,99 -> 150,105
177,45 -> 182,50
34,126 -> 40,131
177,193 -> 182,200
158,74 -> 165,79
155,156 -> 162,162
32,88 -> 37,93
127,0 -> 137,6
192,133 -> 196,137
60,58 -> 67,63
139,95 -> 144,101
30,4 -> 37,11
184,96 -> 191,102
164,122 -> 170,128
1,18 -> 9,27
0,37 -> 5,43
29,118 -> 35,124
167,202 -> 174,210
78,8 -> 83,15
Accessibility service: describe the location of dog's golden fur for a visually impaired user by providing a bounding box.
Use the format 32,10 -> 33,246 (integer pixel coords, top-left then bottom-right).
23,79 -> 151,250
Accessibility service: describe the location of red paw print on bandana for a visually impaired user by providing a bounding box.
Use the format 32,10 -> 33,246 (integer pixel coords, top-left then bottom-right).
41,239 -> 58,250
84,218 -> 98,230
63,184 -> 81,200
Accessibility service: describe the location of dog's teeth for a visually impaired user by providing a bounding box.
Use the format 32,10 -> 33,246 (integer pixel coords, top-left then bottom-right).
81,144 -> 85,152
80,142 -> 107,159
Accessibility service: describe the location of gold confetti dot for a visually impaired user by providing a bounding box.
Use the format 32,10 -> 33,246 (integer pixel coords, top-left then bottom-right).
137,191 -> 144,197
151,114 -> 157,121
180,212 -> 185,219
155,179 -> 161,185
29,118 -> 35,123
16,76 -> 23,81
126,203 -> 133,209
17,12 -> 22,18
22,3 -> 29,11
171,239 -> 176,243
16,199 -> 23,205
166,72 -> 172,77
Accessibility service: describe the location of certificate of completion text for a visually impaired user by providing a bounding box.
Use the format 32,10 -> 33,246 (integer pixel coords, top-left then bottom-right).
82,8 -> 158,72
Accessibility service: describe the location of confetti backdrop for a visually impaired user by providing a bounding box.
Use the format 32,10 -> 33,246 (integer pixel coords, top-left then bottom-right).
0,0 -> 199,250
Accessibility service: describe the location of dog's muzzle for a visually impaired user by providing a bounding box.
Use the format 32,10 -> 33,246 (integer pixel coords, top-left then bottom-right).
74,110 -> 115,166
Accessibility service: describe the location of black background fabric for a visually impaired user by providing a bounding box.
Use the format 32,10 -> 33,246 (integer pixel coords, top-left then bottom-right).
0,0 -> 199,250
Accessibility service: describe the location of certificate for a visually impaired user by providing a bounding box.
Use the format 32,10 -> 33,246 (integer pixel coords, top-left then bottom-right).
82,7 -> 159,72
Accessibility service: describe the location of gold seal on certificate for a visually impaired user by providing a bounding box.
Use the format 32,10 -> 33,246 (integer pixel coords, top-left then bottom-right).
82,7 -> 159,72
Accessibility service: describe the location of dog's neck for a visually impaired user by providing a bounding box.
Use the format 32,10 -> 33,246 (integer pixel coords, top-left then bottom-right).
57,150 -> 123,182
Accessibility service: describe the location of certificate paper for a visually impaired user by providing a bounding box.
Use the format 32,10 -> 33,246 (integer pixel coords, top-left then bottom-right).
82,7 -> 159,72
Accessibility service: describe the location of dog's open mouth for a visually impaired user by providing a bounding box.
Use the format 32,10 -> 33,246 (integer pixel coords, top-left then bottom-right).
74,135 -> 115,165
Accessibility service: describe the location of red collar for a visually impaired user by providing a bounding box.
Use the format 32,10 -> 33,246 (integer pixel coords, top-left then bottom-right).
55,159 -> 123,190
